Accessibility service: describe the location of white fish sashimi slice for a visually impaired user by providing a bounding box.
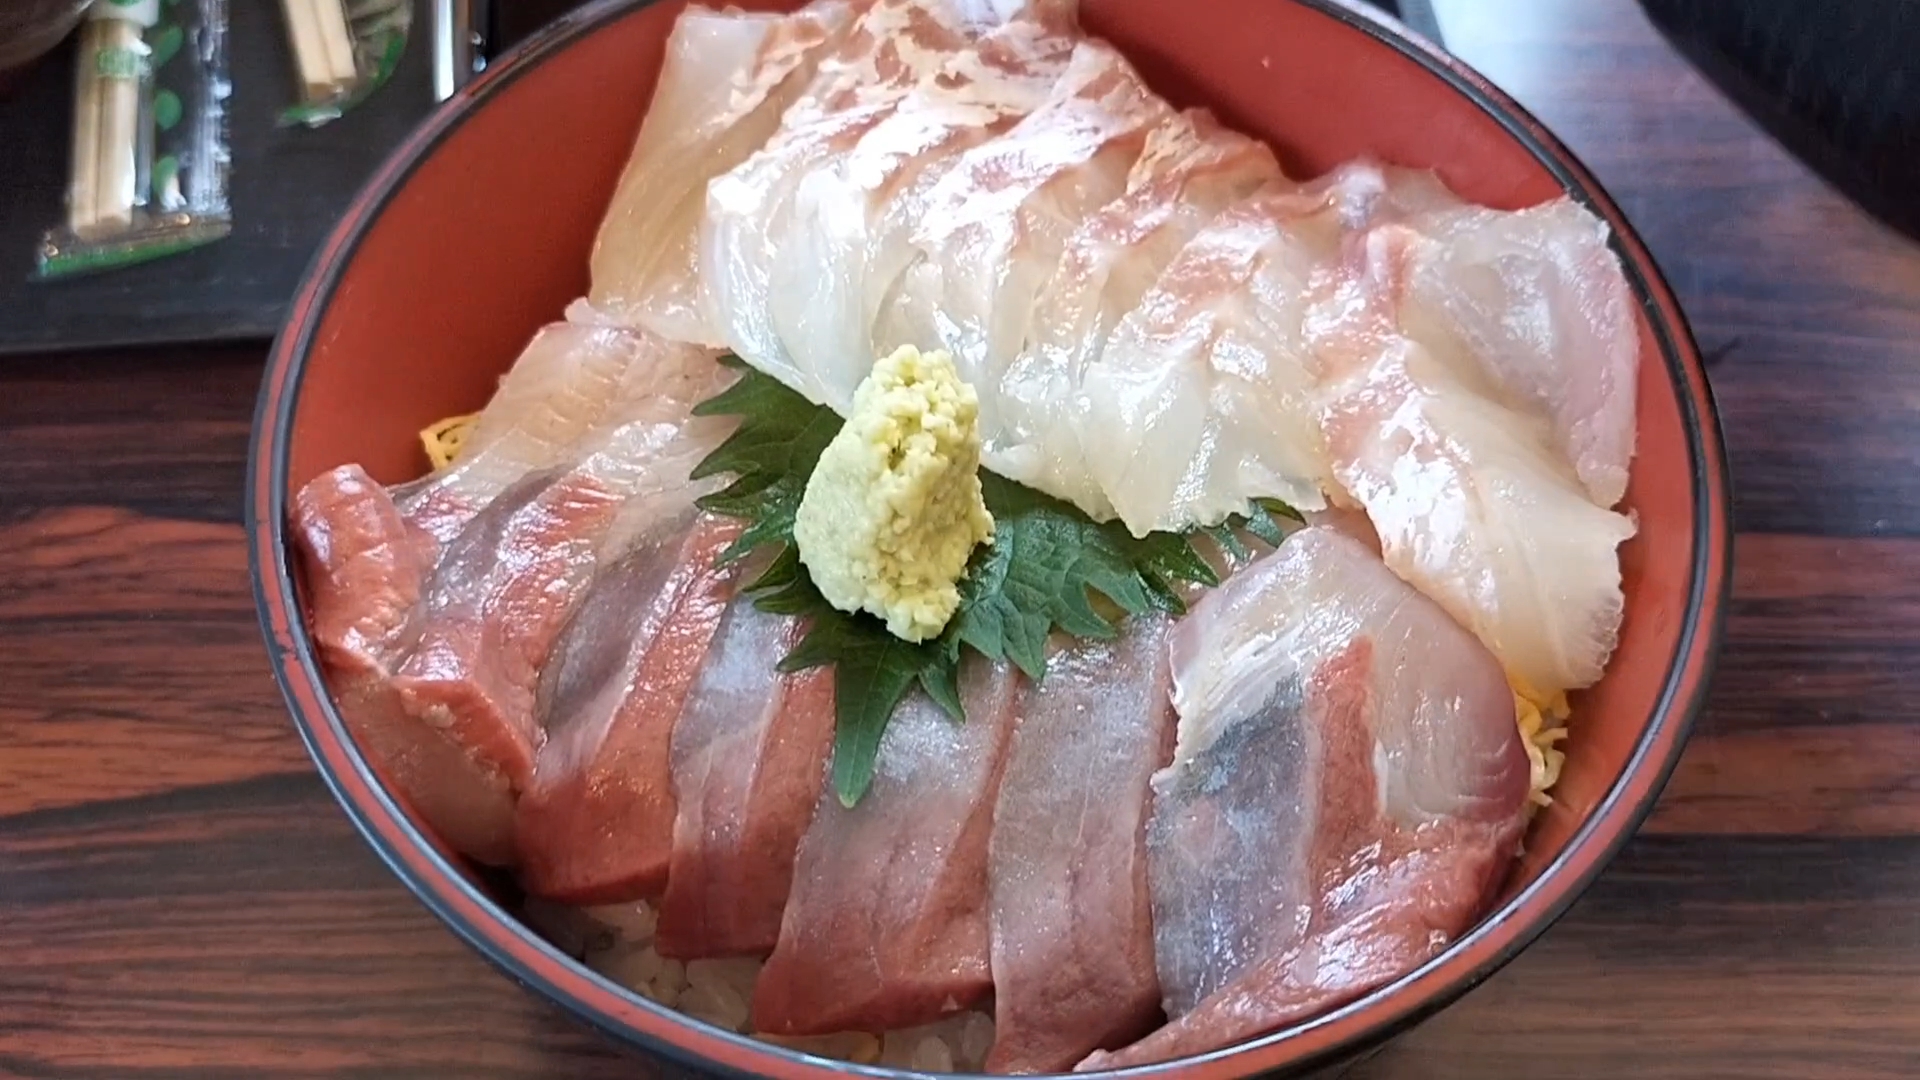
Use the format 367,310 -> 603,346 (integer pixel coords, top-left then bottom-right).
590,3 -> 855,345
891,40 -> 1165,419
1307,161 -> 1640,509
396,318 -> 724,544
993,110 -> 1280,515
769,15 -> 1077,411
1396,196 -> 1640,508
1312,227 -> 1635,697
1079,183 -> 1344,537
702,0 -> 1024,406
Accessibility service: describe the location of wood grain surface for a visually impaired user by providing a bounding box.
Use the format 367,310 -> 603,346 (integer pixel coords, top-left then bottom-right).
4,0 -> 1918,1076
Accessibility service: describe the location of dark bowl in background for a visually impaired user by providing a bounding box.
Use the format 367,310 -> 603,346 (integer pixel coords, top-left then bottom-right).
247,0 -> 1733,1075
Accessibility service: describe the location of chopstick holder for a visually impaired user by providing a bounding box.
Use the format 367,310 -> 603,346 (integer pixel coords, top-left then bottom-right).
38,0 -> 233,279
282,0 -> 356,98
68,0 -> 159,238
277,0 -> 413,127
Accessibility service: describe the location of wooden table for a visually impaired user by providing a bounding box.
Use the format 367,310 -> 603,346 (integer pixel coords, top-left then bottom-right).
4,0 -> 1917,1076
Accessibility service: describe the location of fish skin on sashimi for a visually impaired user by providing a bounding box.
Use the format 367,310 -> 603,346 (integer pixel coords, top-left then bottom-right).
515,514 -> 744,905
985,617 -> 1175,1074
655,600 -> 837,960
1083,528 -> 1529,1069
752,658 -> 1020,1036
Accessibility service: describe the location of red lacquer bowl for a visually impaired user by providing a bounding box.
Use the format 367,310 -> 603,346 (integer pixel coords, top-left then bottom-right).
247,0 -> 1733,1075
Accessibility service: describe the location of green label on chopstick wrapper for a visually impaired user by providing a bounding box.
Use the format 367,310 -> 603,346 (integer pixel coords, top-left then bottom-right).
153,89 -> 183,132
94,45 -> 147,81
147,24 -> 184,69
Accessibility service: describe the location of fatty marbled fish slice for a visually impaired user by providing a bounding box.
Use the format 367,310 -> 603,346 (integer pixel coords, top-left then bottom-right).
291,465 -> 523,865
702,0 -> 1023,404
399,317 -> 726,544
992,110 -> 1280,515
1311,224 -> 1636,697
752,658 -> 1020,1036
768,14 -> 1076,409
515,514 -> 743,904
985,617 -> 1174,1074
1083,528 -> 1529,1069
886,40 -> 1164,437
590,3 -> 855,344
655,600 -> 837,960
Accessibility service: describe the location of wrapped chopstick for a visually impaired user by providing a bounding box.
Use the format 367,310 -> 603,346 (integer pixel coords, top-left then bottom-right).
278,0 -> 413,127
37,0 -> 231,280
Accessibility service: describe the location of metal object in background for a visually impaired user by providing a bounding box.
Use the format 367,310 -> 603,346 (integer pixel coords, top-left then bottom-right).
432,0 -> 491,100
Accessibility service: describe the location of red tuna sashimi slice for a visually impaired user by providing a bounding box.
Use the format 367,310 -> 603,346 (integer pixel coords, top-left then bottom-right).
752,658 -> 1020,1036
655,601 -> 836,960
1081,528 -> 1529,1070
985,616 -> 1175,1074
291,465 -> 520,865
515,514 -> 742,904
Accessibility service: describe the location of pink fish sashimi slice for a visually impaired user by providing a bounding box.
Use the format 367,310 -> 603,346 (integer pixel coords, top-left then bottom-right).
388,404 -> 729,805
590,2 -> 856,344
1310,225 -> 1635,697
1082,528 -> 1529,1070
292,465 -> 521,865
986,616 -> 1175,1074
655,601 -> 837,960
515,514 -> 744,904
752,658 -> 1020,1036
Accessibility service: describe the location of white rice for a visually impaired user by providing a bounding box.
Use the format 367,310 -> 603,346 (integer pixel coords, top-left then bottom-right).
523,898 -> 994,1070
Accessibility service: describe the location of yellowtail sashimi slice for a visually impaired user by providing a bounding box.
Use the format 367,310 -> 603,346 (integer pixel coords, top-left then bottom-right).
656,599 -> 837,960
753,658 -> 1020,1036
1086,528 -> 1528,1069
986,616 -> 1174,1073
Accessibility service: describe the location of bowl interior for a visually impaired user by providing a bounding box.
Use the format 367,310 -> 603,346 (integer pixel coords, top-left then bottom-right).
267,0 -> 1713,1071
